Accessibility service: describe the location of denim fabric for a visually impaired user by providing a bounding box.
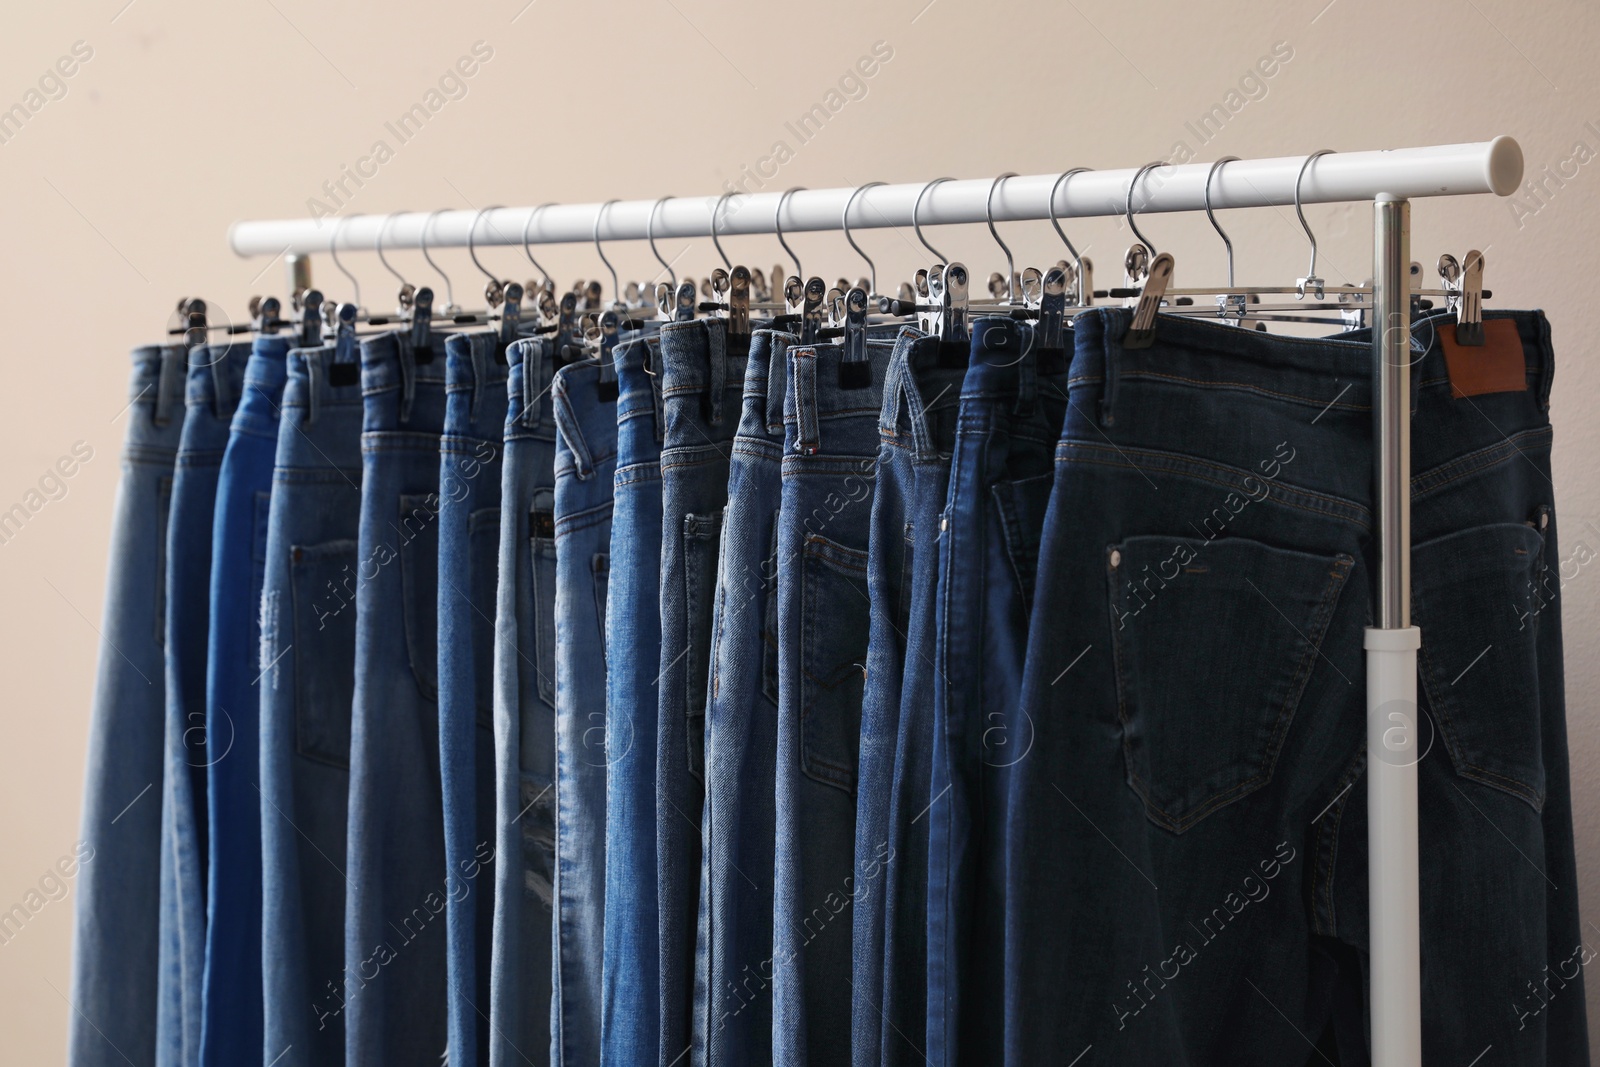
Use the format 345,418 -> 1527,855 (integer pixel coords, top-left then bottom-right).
772,332 -> 898,1067
1003,309 -> 1587,1066
438,333 -> 508,1067
694,329 -> 791,1066
201,334 -> 290,1067
1327,309 -> 1587,1065
655,319 -> 745,1067
259,342 -> 362,1067
344,329 -> 451,1066
487,336 -> 559,1067
851,328 -> 961,1067
70,344 -> 187,1067
550,356 -> 617,1065
601,333 -> 666,1065
156,341 -> 245,1067
924,317 -> 1066,1066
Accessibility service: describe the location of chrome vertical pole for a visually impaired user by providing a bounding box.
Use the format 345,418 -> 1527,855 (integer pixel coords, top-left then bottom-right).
286,252 -> 312,298
1367,195 -> 1423,1065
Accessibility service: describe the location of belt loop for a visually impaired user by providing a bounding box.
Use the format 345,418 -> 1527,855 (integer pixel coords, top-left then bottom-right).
649,342 -> 667,446
881,354 -> 905,440
155,346 -> 184,427
304,350 -> 322,427
766,335 -> 788,434
209,345 -> 234,419
398,334 -> 417,425
1100,311 -> 1122,428
469,334 -> 487,426
1014,330 -> 1038,419
522,340 -> 546,430
707,321 -> 727,427
1536,312 -> 1555,411
794,346 -> 820,455
554,376 -> 594,480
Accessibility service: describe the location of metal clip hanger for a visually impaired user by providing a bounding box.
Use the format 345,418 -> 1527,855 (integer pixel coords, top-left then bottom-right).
1048,168 -> 1093,306
468,205 -> 524,363
1450,249 -> 1487,345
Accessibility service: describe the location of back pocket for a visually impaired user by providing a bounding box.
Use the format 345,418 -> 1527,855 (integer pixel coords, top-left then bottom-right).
800,532 -> 871,795
398,492 -> 442,700
290,539 -> 360,767
1108,535 -> 1352,832
1412,519 -> 1549,810
683,511 -> 723,784
468,507 -> 502,728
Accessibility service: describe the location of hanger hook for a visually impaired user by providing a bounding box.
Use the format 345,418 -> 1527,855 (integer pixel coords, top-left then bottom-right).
376,211 -> 409,287
421,209 -> 456,311
467,204 -> 504,286
842,181 -> 886,297
647,196 -> 676,283
1125,161 -> 1167,257
775,187 -> 805,280
710,192 -> 733,270
1295,149 -> 1336,294
913,177 -> 954,263
520,203 -> 555,295
594,199 -> 621,305
330,213 -> 363,311
1203,157 -> 1240,288
986,172 -> 1020,303
1048,168 -> 1091,266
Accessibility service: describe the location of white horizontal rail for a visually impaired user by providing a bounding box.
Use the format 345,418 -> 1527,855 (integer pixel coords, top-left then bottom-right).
228,138 -> 1522,257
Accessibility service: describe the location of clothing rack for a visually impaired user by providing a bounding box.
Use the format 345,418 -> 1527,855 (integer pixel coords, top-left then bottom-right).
228,137 -> 1527,1066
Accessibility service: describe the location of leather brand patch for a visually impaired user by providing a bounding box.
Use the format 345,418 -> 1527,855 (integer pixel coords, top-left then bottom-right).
1439,318 -> 1526,399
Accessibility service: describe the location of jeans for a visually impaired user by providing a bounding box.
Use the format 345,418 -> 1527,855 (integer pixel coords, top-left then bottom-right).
1003,308 -> 1588,1065
202,334 -> 290,1067
438,333 -> 508,1067
71,343 -> 187,1067
156,341 -> 246,1067
772,331 -> 899,1067
694,329 -> 791,1066
550,356 -> 617,1065
851,328 -> 962,1067
656,319 -> 745,1067
487,336 -> 559,1067
344,329 -> 451,1066
601,334 -> 666,1065
259,342 -> 362,1067
924,317 -> 1066,1066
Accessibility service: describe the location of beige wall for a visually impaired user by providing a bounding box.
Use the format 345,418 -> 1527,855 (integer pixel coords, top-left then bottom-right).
1,0 -> 1596,1059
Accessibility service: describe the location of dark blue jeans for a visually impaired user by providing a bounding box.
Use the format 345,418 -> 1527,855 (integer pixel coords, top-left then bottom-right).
551,355 -> 619,1065
344,330 -> 450,1066
71,343 -> 185,1067
924,316 -> 1066,1066
259,341 -> 362,1067
772,331 -> 900,1067
656,319 -> 745,1067
156,341 -> 244,1067
488,336 -> 560,1067
437,333 -> 508,1067
851,327 -> 963,1067
202,334 -> 289,1067
601,333 -> 667,1065
1003,308 -> 1587,1065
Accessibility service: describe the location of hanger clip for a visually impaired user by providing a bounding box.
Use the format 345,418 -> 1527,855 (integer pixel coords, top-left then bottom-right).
297,288 -> 324,347
1449,251 -> 1486,346
253,295 -> 282,335
1123,252 -> 1175,350
333,301 -> 358,362
799,277 -> 827,343
408,286 -> 434,353
938,262 -> 969,342
1039,267 -> 1068,350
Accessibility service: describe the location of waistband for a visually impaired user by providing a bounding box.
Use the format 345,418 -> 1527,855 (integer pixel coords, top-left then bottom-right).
1071,307 -> 1553,430
361,328 -> 448,426
879,328 -> 961,459
506,335 -> 559,434
185,340 -> 250,420
284,342 -> 362,425
660,317 -> 749,434
128,343 -> 189,428
784,332 -> 902,456
446,331 -> 511,430
737,329 -> 797,441
615,333 -> 666,435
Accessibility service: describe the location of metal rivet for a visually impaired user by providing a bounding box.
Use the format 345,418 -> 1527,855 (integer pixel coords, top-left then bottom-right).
1540,512 -> 1549,530
1109,548 -> 1122,568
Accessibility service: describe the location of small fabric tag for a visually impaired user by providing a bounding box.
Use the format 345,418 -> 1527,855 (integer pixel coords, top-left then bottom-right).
1439,318 -> 1524,399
